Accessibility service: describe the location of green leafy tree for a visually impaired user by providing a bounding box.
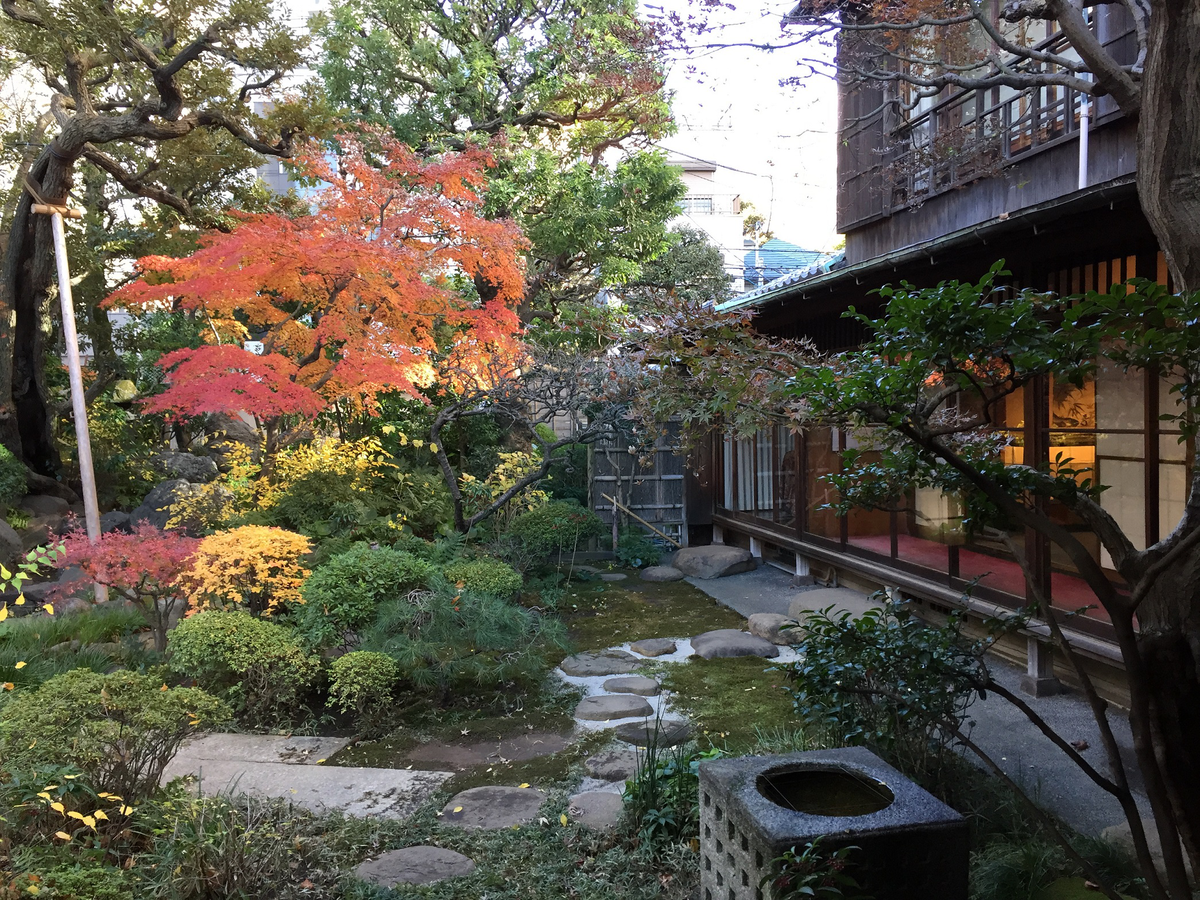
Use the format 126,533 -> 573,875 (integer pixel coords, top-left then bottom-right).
317,0 -> 683,320
0,0 -> 313,473
633,264 -> 1200,899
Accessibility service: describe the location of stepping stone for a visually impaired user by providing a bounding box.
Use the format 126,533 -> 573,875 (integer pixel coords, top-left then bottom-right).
671,545 -> 757,579
748,612 -> 802,645
691,628 -> 780,660
440,786 -> 547,830
560,649 -> 642,677
613,719 -> 693,748
600,572 -> 627,582
603,675 -> 661,696
630,638 -> 677,657
640,565 -> 684,582
575,694 -> 654,721
567,791 -> 625,830
571,565 -> 601,576
585,748 -> 641,781
354,846 -> 476,887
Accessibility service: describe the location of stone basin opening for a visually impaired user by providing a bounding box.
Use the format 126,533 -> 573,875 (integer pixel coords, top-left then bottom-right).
756,766 -> 895,817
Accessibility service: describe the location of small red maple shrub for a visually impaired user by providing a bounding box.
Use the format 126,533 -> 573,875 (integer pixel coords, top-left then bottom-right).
107,132 -> 529,454
58,523 -> 200,651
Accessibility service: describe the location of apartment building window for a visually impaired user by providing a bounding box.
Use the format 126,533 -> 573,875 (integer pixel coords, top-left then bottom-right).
681,196 -> 714,215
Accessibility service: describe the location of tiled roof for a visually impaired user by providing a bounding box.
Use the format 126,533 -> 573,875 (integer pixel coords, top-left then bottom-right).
742,239 -> 825,289
723,249 -> 847,311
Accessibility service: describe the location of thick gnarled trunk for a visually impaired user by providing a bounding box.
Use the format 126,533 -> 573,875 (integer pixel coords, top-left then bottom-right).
1138,0 -> 1200,291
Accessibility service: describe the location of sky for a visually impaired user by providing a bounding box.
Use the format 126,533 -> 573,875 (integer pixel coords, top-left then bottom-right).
655,4 -> 841,250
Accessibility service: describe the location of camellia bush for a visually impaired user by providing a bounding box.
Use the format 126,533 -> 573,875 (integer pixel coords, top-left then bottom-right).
182,525 -> 311,617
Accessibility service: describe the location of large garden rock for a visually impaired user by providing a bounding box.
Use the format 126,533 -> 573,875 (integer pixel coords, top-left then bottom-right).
690,628 -> 779,659
613,719 -> 693,748
640,565 -> 685,582
629,638 -> 677,657
19,494 -> 70,517
355,847 -> 476,888
671,545 -> 757,579
20,515 -> 62,551
748,612 -> 802,645
439,786 -> 547,830
603,675 -> 661,696
575,694 -> 653,721
567,791 -> 624,830
585,749 -> 640,781
150,451 -> 219,484
100,511 -> 132,534
0,520 -> 22,564
130,479 -> 190,529
204,413 -> 262,471
559,649 -> 643,677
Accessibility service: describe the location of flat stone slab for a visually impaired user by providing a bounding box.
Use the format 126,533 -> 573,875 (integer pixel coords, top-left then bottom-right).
672,545 -> 757,579
691,628 -> 780,659
439,785 -> 547,830
398,731 -> 574,771
787,587 -> 877,622
629,638 -> 677,657
172,733 -> 350,765
354,846 -> 476,887
559,649 -> 643,677
161,758 -> 450,819
748,612 -> 802,645
599,572 -> 627,582
575,694 -> 654,721
603,675 -> 661,696
640,565 -> 684,582
613,719 -> 693,748
568,791 -> 625,830
585,748 -> 641,781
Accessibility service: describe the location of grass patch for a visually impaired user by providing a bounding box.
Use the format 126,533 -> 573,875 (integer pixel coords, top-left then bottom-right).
658,656 -> 799,755
0,605 -> 150,691
561,576 -> 744,651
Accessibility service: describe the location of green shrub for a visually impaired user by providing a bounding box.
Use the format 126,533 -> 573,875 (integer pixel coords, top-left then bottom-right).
443,556 -> 523,597
9,862 -> 136,900
0,442 -> 27,509
168,611 -> 320,727
0,669 -> 227,802
616,530 -> 661,568
0,605 -> 148,692
506,500 -> 605,560
328,651 -> 399,731
297,545 -> 433,649
362,585 -> 569,692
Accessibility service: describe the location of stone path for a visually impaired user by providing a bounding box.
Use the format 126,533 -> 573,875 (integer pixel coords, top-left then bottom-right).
163,734 -> 453,819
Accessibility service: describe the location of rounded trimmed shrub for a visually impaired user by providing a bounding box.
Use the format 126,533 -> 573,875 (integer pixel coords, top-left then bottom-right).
442,556 -> 522,597
0,669 -> 228,802
297,545 -> 434,649
328,650 -> 400,729
0,442 -> 26,509
168,610 -> 320,726
506,500 -> 605,559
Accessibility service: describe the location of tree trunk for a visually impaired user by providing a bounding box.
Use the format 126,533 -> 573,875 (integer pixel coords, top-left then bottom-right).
1138,0 -> 1200,291
0,146 -> 77,473
1133,546 -> 1200,886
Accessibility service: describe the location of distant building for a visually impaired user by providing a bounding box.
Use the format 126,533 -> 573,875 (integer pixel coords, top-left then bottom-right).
741,238 -> 825,290
668,155 -> 745,293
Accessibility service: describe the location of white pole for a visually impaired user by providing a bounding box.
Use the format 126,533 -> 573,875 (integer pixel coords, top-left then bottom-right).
1078,91 -> 1091,191
46,209 -> 108,603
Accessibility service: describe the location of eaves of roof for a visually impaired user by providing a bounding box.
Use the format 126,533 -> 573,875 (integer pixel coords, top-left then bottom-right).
717,175 -> 1139,314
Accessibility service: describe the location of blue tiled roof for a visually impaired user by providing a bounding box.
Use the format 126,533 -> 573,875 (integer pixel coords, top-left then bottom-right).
742,239 -> 825,289
720,249 -> 847,311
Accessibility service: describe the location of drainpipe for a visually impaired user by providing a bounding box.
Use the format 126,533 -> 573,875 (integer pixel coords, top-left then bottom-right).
1078,89 -> 1091,190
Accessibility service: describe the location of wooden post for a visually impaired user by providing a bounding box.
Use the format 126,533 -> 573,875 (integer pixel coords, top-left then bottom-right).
33,203 -> 107,603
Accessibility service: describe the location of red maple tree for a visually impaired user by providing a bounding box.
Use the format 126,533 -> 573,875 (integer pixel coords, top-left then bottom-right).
107,133 -> 528,454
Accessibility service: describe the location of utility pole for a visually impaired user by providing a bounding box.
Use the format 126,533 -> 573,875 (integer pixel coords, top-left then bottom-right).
32,201 -> 107,603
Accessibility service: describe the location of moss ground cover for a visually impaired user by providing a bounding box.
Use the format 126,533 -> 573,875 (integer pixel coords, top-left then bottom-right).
560,573 -> 744,650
